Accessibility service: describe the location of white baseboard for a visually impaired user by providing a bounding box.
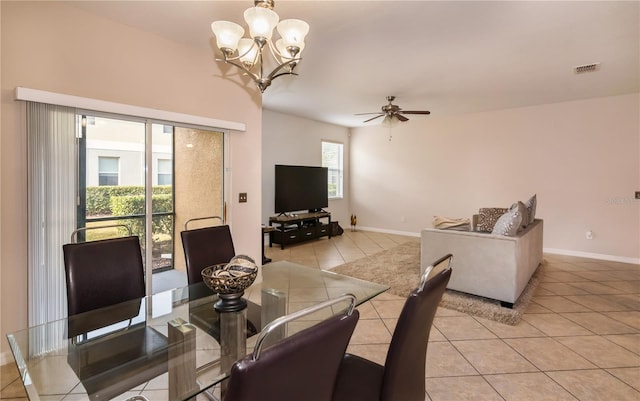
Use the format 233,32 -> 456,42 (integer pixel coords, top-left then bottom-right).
544,248 -> 640,265
353,227 -> 640,265
354,226 -> 420,238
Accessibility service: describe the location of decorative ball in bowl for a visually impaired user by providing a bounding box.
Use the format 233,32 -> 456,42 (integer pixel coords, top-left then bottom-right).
201,255 -> 258,295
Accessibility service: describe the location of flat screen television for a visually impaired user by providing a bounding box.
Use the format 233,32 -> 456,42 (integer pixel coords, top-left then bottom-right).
275,165 -> 328,214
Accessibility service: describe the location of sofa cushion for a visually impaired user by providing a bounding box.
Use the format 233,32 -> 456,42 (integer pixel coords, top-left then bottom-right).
477,208 -> 508,232
492,207 -> 523,236
525,194 -> 536,225
513,201 -> 529,230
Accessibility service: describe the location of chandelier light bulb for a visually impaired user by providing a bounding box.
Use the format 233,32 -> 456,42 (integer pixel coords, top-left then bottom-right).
238,38 -> 258,67
277,19 -> 309,48
244,6 -> 279,40
211,21 -> 245,54
276,39 -> 304,60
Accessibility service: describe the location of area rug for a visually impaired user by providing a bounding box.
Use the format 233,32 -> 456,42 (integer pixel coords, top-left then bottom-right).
329,241 -> 543,325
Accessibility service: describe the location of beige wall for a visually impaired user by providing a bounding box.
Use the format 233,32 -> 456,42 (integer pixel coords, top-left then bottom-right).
262,110 -> 351,226
350,93 -> 640,263
1,2 -> 263,361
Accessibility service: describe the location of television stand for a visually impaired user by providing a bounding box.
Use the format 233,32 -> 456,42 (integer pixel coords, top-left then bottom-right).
268,212 -> 331,250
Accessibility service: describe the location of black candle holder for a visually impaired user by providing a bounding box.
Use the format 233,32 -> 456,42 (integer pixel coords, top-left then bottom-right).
214,292 -> 248,312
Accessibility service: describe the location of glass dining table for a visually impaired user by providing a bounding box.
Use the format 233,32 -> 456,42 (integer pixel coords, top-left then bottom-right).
7,260 -> 388,401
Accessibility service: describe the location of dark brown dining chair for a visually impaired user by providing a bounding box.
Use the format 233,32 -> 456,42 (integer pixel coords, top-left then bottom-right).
331,254 -> 453,401
223,294 -> 360,401
181,216 -> 236,285
63,234 -> 145,316
62,229 -> 168,401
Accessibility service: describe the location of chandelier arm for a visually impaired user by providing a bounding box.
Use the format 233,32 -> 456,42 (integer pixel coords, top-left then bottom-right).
265,58 -> 301,80
270,71 -> 299,80
216,58 -> 261,83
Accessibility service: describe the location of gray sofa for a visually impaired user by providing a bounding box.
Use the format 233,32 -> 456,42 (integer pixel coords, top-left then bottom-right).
420,219 -> 543,306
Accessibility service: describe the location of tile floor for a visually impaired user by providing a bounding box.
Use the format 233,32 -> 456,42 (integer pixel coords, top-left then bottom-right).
2,230 -> 639,401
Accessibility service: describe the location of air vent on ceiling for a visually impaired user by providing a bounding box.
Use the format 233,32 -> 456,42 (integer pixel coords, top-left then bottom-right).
574,63 -> 600,74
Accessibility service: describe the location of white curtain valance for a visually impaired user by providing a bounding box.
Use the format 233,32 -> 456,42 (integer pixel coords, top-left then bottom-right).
15,87 -> 246,132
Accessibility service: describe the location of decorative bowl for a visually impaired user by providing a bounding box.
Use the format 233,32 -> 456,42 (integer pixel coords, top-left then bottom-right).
201,255 -> 258,295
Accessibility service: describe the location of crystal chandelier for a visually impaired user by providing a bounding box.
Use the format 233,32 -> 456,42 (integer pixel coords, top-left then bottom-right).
211,0 -> 309,93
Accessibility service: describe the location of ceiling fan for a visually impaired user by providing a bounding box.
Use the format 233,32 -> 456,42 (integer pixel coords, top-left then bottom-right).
356,96 -> 431,123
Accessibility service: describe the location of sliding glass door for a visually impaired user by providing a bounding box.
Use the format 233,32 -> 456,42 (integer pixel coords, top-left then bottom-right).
77,113 -> 225,291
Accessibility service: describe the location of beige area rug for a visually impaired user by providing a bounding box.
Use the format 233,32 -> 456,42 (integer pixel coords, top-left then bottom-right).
329,241 -> 542,325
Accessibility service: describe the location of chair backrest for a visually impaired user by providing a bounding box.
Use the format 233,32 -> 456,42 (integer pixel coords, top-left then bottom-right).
380,254 -> 453,401
181,225 -> 236,285
223,295 -> 360,401
63,236 -> 145,317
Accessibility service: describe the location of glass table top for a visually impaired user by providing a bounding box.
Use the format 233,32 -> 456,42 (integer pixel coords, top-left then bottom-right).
7,261 -> 389,401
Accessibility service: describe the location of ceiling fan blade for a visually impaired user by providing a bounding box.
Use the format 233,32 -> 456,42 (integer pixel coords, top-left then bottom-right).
395,114 -> 409,122
355,112 -> 383,116
400,110 -> 431,115
363,115 -> 384,123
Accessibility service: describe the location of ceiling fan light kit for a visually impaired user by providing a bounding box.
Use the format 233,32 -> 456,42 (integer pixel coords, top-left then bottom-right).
211,0 -> 309,93
357,96 -> 431,125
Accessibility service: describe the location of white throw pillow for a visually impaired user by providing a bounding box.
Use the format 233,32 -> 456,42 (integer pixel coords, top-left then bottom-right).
492,207 -> 523,236
525,194 -> 537,224
513,201 -> 529,230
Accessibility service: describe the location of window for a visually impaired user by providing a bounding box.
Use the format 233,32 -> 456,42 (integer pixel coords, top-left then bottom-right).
98,156 -> 119,186
157,159 -> 172,185
322,141 -> 343,199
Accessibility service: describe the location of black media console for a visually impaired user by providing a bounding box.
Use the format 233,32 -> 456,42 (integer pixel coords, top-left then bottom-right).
268,212 -> 331,250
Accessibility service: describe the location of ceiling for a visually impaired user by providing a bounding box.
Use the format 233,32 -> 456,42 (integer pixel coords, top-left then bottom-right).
69,1 -> 639,128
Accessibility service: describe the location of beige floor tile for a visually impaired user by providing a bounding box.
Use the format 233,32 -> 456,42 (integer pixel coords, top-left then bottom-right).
607,311 -> 640,330
604,333 -> 640,354
382,317 -> 398,334
547,369 -> 640,401
425,342 -> 478,378
545,261 -> 587,272
560,312 -> 638,335
609,294 -> 640,311
475,316 -> 545,338
0,380 -> 26,400
572,271 -> 628,282
521,313 -> 593,337
504,337 -> 596,371
607,367 -> 640,392
524,302 -> 553,313
427,326 -> 447,342
452,339 -> 537,374
486,372 -> 578,401
555,336 -> 640,368
538,282 -> 590,296
604,280 -> 640,293
139,389 -> 169,401
533,286 -> 557,296
567,281 -> 627,295
433,316 -> 496,340
371,299 -> 405,319
542,271 -> 591,283
566,294 -> 634,312
355,301 -> 381,319
0,364 -> 20,390
345,344 -> 388,366
434,306 -> 467,317
426,376 -> 503,401
609,270 -> 640,281
143,372 -> 168,390
533,296 -> 592,313
349,319 -> 392,345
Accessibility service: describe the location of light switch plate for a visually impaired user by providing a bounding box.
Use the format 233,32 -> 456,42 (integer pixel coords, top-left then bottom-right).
239,192 -> 248,203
